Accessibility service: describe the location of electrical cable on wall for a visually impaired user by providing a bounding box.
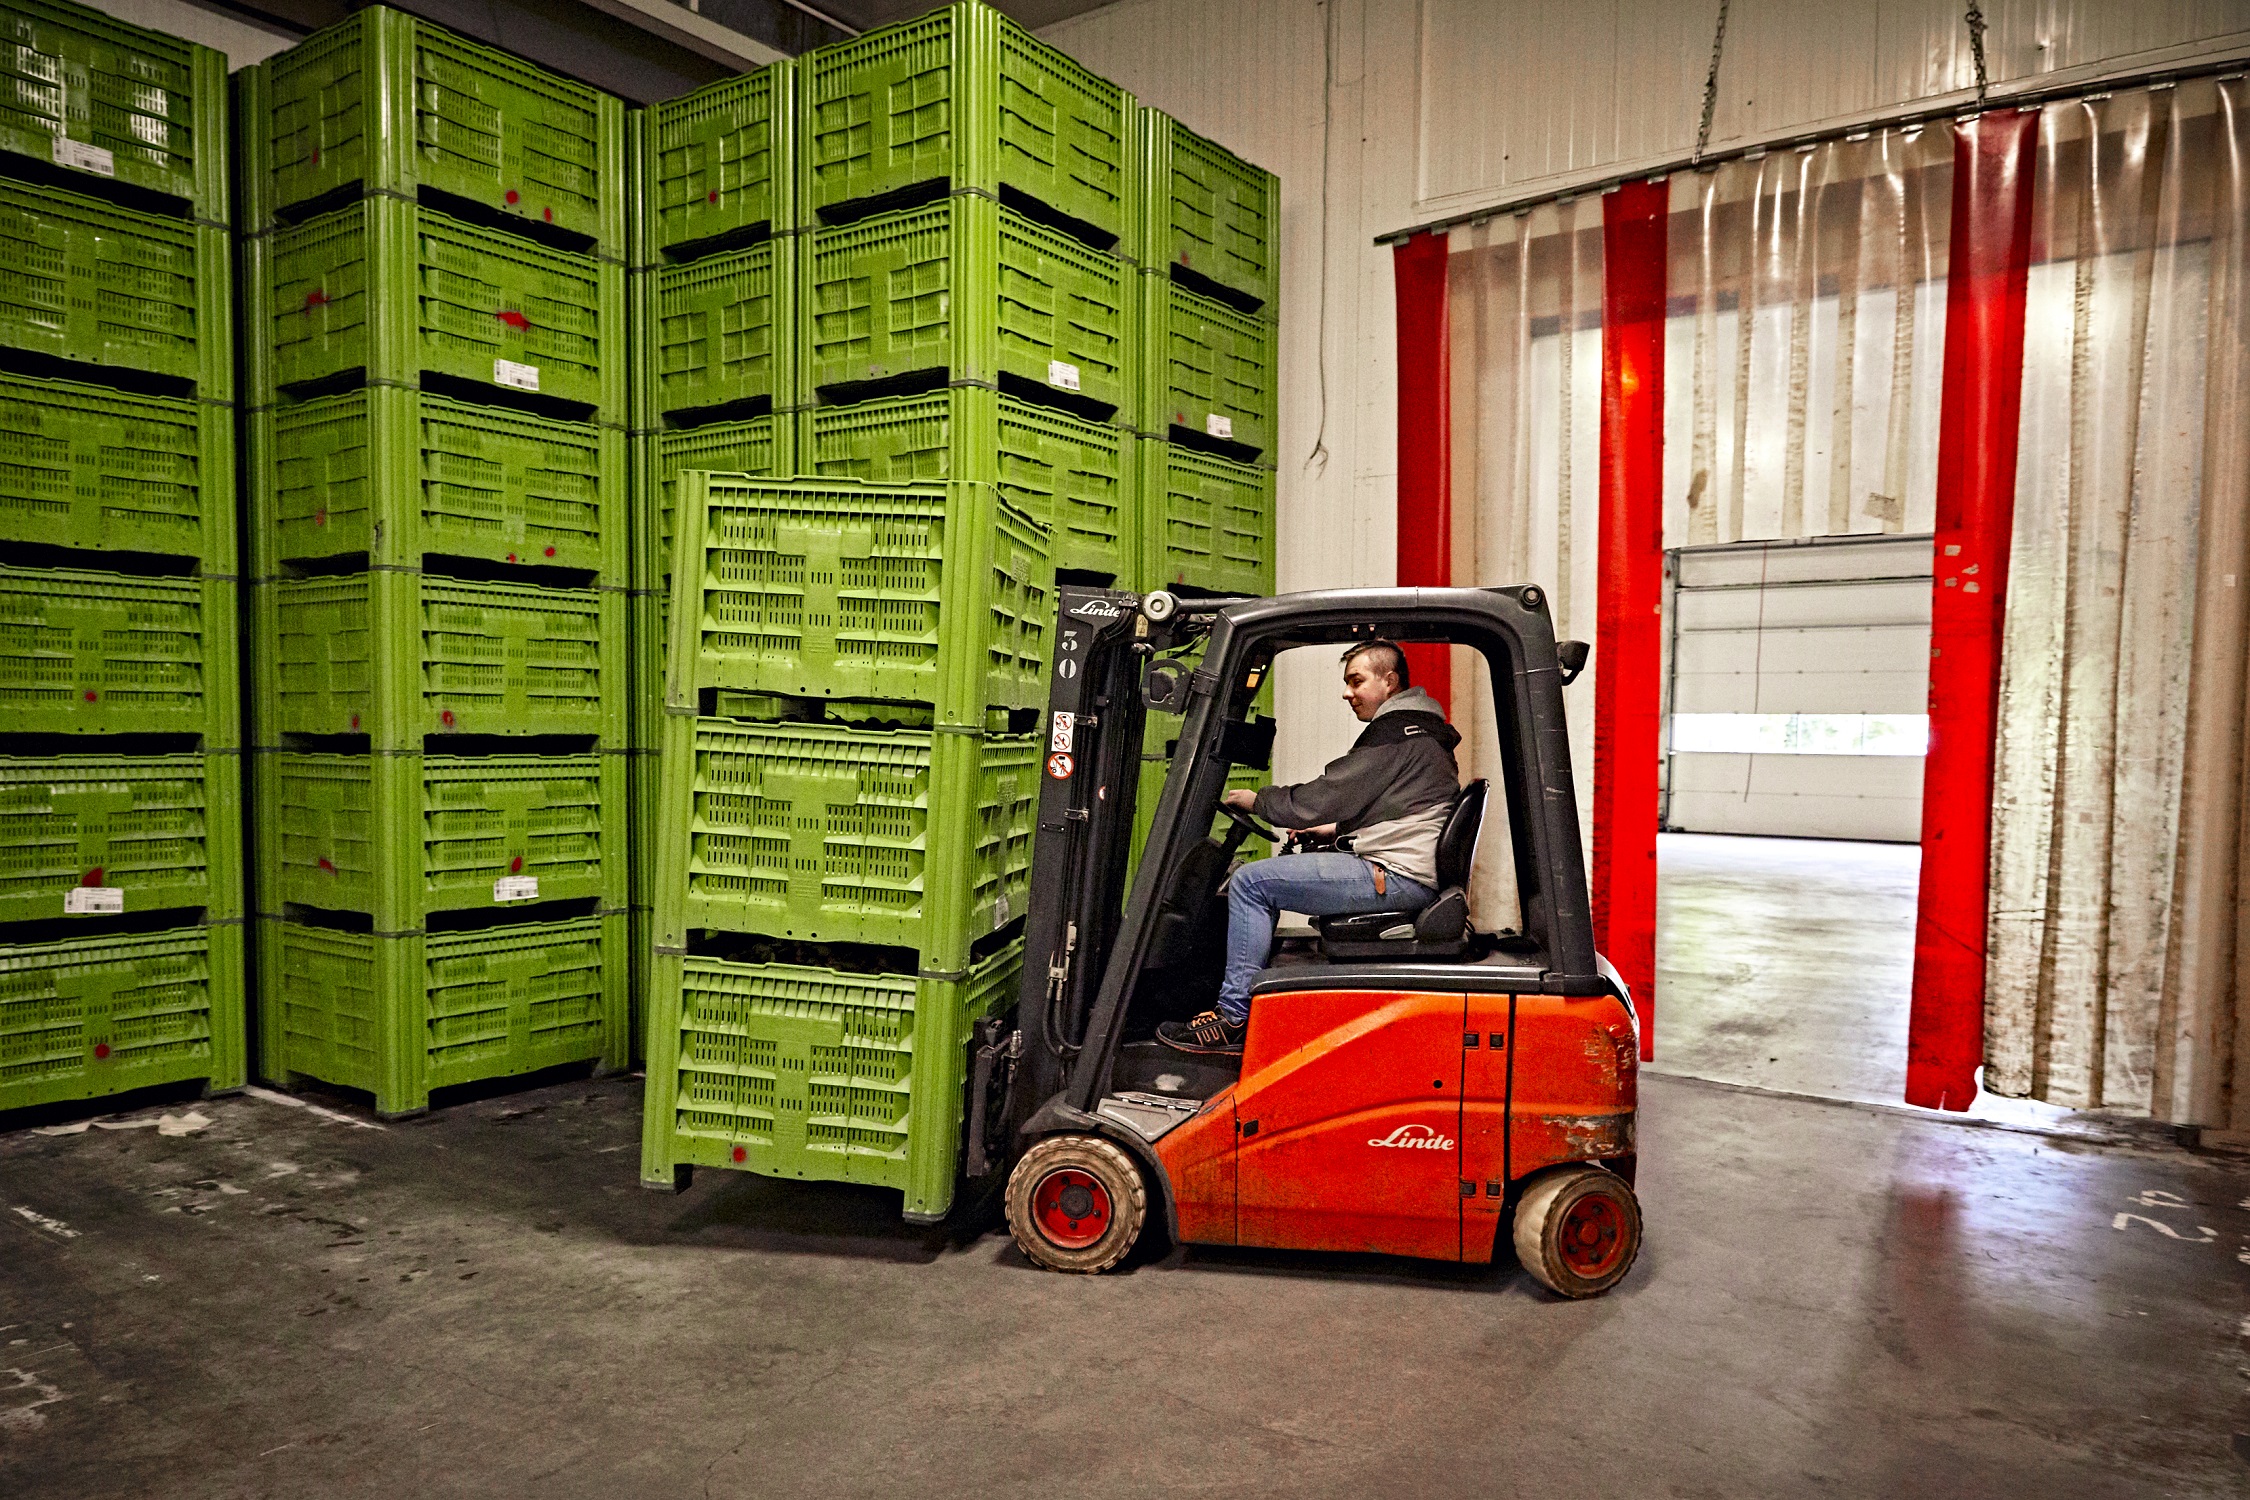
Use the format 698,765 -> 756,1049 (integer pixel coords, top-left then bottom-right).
1304,0 -> 1335,481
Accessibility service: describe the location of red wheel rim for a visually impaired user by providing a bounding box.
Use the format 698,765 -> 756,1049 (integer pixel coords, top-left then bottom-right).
1030,1167 -> 1112,1250
1557,1191 -> 1626,1278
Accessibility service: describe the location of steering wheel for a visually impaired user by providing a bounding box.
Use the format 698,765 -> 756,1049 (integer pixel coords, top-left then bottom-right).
1217,798 -> 1279,845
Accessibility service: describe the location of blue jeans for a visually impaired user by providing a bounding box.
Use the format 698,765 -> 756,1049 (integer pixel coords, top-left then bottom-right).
1217,853 -> 1436,1023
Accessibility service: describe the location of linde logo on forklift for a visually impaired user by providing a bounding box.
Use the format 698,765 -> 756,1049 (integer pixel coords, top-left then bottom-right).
1071,598 -> 1128,618
1367,1123 -> 1455,1150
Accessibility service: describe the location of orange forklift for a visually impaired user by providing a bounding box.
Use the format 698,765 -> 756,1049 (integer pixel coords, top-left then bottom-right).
964,584 -> 1642,1296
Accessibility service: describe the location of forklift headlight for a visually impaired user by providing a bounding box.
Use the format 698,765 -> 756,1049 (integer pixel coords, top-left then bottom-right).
1142,590 -> 1179,623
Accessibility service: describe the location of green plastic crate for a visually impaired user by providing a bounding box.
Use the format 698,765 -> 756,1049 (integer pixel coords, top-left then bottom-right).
803,387 -> 1129,581
265,572 -> 622,746
0,753 -> 240,924
806,194 -> 1123,412
250,386 -> 625,580
0,565 -> 237,741
0,176 -> 231,394
250,195 -> 624,415
0,920 -> 246,1112
1138,439 -> 1275,596
639,938 -> 1023,1219
647,235 -> 795,421
0,0 -> 229,217
269,752 -> 623,924
666,473 -> 1053,725
667,718 -> 1037,966
646,62 -> 795,257
0,374 -> 234,566
1135,107 -> 1277,314
801,0 -> 1125,244
1140,272 -> 1276,458
261,910 -> 625,1117
241,5 -> 628,257
634,417 -> 789,596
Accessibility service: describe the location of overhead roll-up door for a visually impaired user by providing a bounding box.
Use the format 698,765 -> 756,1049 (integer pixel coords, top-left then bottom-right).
1666,534 -> 1932,842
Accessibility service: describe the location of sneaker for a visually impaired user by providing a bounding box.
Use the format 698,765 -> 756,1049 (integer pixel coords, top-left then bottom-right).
1157,1010 -> 1245,1054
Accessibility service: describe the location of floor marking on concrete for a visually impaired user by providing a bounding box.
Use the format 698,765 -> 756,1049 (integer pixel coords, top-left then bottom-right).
2130,1188 -> 2193,1208
2112,1212 -> 2216,1241
242,1086 -> 385,1130
8,1206 -> 80,1240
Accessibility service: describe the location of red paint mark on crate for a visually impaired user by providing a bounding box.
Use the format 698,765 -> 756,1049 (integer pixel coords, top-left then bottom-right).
505,189 -> 520,205
93,1043 -> 110,1060
82,867 -> 104,886
497,310 -> 530,331
731,1147 -> 747,1163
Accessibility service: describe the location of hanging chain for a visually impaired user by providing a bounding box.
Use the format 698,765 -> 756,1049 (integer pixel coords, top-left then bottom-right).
1693,0 -> 1730,164
1965,0 -> 1991,103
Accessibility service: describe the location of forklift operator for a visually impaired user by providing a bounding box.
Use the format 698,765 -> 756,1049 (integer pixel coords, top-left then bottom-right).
1157,640 -> 1462,1055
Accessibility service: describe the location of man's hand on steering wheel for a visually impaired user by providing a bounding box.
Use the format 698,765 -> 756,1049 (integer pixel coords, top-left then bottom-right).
1217,788 -> 1278,845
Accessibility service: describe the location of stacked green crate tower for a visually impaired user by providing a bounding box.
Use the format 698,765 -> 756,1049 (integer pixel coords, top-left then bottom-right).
643,0 -> 1176,1221
1127,103 -> 1280,857
0,0 -> 246,1113
627,60 -> 799,1047
237,5 -> 631,1117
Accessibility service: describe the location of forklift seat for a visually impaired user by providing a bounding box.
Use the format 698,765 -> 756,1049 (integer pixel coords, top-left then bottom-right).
1313,780 -> 1487,962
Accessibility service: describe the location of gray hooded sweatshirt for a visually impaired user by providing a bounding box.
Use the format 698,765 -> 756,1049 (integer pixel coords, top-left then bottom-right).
1252,686 -> 1463,891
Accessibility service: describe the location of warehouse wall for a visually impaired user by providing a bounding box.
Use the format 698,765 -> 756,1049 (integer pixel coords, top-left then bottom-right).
1039,0 -> 2250,783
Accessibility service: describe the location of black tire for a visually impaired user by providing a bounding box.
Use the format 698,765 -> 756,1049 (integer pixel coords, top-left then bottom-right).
1004,1135 -> 1148,1273
1512,1166 -> 1642,1298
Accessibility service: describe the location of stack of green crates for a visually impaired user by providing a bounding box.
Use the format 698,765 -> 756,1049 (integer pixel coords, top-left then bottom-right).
793,0 -> 1137,587
239,5 -> 630,1118
1129,104 -> 1279,598
0,0 -> 245,1113
628,0 -> 1278,1216
638,472 -> 1046,1222
1126,104 -> 1279,828
627,59 -> 800,1033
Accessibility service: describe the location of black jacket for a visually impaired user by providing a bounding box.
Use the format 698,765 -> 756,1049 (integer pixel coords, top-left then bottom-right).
1253,688 -> 1463,887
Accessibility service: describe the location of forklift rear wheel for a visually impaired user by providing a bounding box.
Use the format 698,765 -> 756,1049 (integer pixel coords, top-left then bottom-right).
1004,1135 -> 1147,1273
1512,1166 -> 1642,1298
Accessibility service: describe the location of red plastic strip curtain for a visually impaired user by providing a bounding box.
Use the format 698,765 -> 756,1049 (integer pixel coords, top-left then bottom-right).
1596,181 -> 1668,1057
1392,229 -> 1453,708
1905,112 -> 2039,1112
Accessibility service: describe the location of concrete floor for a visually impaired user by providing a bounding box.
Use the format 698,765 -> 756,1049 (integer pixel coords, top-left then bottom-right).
2,1071 -> 2246,1499
1654,833 -> 2074,1129
4,835 -> 2247,1497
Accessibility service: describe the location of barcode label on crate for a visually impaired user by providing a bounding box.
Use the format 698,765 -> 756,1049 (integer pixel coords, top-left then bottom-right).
64,887 -> 124,915
1048,360 -> 1081,392
493,875 -> 540,903
494,359 -> 541,392
54,138 -> 115,177
1205,413 -> 1235,440
1049,711 -> 1075,753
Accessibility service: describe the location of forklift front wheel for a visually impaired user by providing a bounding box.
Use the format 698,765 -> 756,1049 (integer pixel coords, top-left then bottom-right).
1004,1135 -> 1148,1273
1512,1166 -> 1642,1299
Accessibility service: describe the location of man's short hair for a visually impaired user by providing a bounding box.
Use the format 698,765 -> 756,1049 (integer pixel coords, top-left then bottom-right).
1341,639 -> 1410,688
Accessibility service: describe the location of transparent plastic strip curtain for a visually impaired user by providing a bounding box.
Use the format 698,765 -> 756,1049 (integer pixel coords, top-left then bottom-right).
1662,129 -> 1955,547
1986,79 -> 2250,1127
1444,200 -> 1606,938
